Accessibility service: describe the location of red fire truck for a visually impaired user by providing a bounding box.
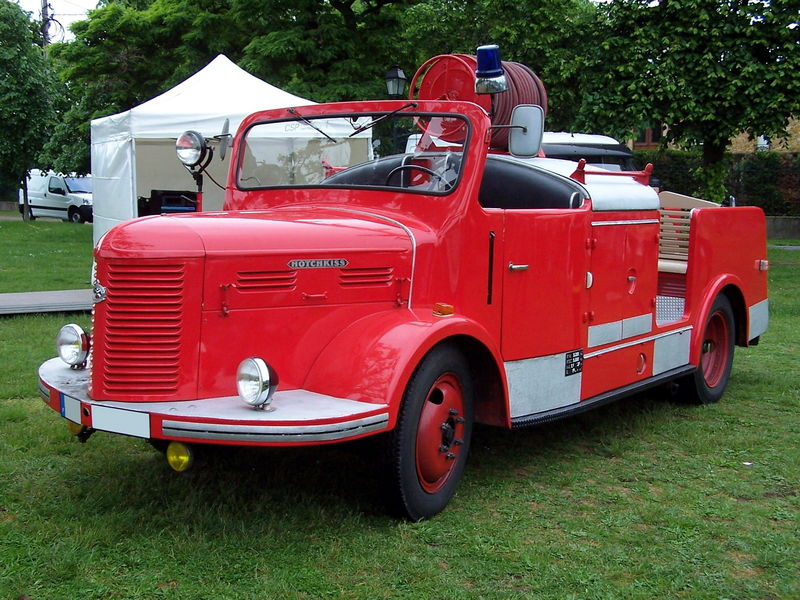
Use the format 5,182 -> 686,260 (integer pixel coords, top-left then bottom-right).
39,48 -> 769,520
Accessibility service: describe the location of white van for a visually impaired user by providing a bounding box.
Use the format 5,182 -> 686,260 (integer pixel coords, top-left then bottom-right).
18,170 -> 93,223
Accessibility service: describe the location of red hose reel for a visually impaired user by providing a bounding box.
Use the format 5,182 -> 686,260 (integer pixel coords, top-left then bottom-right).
409,53 -> 548,149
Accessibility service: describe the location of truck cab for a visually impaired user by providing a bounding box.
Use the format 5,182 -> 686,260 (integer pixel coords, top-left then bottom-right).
38,54 -> 769,521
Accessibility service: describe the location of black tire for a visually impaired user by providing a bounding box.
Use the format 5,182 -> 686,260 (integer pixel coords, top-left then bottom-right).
386,343 -> 474,521
681,294 -> 735,404
68,208 -> 82,223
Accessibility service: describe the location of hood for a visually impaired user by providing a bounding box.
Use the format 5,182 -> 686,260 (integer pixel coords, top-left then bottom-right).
98,207 -> 411,259
97,207 -> 414,310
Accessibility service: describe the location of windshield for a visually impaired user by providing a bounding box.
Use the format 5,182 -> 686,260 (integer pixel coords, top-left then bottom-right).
237,109 -> 469,195
64,177 -> 92,193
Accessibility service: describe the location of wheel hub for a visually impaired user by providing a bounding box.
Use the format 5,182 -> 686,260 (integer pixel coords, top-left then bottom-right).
416,373 -> 466,493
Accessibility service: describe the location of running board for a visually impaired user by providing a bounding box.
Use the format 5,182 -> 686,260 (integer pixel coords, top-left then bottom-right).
510,365 -> 695,429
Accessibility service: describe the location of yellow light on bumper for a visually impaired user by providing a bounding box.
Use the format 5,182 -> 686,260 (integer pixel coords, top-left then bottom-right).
166,442 -> 194,472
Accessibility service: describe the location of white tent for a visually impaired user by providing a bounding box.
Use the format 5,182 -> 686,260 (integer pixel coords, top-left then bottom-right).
90,54 -> 314,243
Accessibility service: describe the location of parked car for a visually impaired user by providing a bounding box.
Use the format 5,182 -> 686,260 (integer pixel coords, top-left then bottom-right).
18,170 -> 93,223
542,132 -> 661,188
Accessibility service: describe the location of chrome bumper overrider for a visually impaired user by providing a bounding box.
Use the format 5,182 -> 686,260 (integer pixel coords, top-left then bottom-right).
38,358 -> 390,444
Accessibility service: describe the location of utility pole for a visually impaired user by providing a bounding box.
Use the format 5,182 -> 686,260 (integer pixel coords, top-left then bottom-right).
40,0 -> 49,46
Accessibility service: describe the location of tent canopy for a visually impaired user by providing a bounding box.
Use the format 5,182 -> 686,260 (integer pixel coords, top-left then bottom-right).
91,55 -> 314,243
92,54 -> 314,142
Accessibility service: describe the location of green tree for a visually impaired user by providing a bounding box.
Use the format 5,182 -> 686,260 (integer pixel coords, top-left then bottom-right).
578,0 -> 800,201
43,0 -> 413,171
237,0 -> 415,102
398,0 -> 598,130
0,0 -> 54,213
44,0 -> 232,172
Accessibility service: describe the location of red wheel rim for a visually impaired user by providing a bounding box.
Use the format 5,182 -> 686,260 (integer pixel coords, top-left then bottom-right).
701,310 -> 730,388
415,373 -> 466,494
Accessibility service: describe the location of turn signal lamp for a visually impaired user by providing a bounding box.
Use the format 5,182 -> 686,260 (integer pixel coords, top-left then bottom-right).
56,324 -> 89,367
237,358 -> 279,410
166,442 -> 194,472
433,302 -> 455,317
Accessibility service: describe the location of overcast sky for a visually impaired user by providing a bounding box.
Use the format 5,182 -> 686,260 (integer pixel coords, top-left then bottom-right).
17,0 -> 98,42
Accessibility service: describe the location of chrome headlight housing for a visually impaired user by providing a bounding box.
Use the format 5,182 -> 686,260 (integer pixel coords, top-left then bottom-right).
56,324 -> 89,367
236,358 -> 279,409
176,130 -> 208,167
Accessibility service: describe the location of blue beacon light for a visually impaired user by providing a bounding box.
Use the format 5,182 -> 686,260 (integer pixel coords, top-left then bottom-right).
474,44 -> 508,94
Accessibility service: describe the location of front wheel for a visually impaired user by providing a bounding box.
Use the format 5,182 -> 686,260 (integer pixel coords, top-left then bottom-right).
683,294 -> 735,404
387,344 -> 474,521
68,208 -> 82,223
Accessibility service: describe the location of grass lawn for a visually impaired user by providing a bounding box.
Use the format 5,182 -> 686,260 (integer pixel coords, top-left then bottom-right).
0,219 -> 93,293
0,234 -> 797,598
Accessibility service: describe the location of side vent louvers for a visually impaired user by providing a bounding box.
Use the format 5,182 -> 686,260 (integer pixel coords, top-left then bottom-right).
236,270 -> 297,292
339,267 -> 394,287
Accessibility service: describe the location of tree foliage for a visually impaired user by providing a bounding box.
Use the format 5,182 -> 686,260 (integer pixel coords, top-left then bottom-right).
43,0 -> 417,171
577,0 -> 800,199
0,0 -> 54,189
398,0 -> 597,130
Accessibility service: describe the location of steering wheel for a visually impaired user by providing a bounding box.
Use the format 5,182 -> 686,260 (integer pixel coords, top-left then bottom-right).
385,164 -> 447,187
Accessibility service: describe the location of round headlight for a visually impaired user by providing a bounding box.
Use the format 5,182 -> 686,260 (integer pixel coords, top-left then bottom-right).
236,358 -> 279,408
56,324 -> 89,366
176,130 -> 208,167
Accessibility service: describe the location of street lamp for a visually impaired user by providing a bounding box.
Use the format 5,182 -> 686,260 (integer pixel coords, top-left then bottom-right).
385,65 -> 407,98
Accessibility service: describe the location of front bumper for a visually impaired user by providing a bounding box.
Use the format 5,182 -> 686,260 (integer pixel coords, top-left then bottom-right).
38,358 -> 390,445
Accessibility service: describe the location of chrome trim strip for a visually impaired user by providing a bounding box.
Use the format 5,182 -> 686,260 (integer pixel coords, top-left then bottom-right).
584,326 -> 693,359
591,219 -> 660,227
504,352 -> 582,418
748,299 -> 769,340
162,413 -> 389,443
622,313 -> 652,338
588,312 -> 652,347
326,207 -> 417,310
653,329 -> 692,375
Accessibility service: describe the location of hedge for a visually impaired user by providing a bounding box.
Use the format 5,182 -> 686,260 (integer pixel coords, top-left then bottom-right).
634,150 -> 800,216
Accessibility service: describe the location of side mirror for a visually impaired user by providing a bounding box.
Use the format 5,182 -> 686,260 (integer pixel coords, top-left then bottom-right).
508,105 -> 544,158
217,118 -> 231,161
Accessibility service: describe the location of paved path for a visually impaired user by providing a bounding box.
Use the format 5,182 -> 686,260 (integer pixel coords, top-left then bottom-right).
0,289 -> 93,315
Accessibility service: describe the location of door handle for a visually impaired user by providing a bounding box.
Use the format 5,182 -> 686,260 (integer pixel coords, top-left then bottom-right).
508,263 -> 529,272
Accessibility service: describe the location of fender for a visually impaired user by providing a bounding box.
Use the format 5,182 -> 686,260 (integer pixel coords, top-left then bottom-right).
689,273 -> 746,364
303,308 -> 506,429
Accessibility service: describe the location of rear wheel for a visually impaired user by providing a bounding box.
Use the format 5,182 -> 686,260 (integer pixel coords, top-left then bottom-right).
387,344 -> 474,521
683,294 -> 735,404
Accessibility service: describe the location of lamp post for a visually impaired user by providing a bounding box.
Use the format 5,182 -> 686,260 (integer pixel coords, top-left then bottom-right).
385,66 -> 407,153
385,65 -> 407,99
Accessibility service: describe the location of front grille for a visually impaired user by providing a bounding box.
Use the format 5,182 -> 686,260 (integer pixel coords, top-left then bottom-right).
339,267 -> 394,287
100,263 -> 185,395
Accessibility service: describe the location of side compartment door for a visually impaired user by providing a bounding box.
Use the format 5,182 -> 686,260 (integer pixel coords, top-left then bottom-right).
582,215 -> 660,398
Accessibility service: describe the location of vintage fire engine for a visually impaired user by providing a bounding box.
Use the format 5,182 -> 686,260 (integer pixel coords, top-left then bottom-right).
39,48 -> 769,520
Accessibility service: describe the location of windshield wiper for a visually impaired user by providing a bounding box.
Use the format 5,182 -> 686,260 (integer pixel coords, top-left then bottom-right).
348,102 -> 418,138
287,107 -> 338,143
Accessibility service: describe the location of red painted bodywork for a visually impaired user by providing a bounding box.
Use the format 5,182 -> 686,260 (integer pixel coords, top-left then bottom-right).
39,99 -> 769,447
